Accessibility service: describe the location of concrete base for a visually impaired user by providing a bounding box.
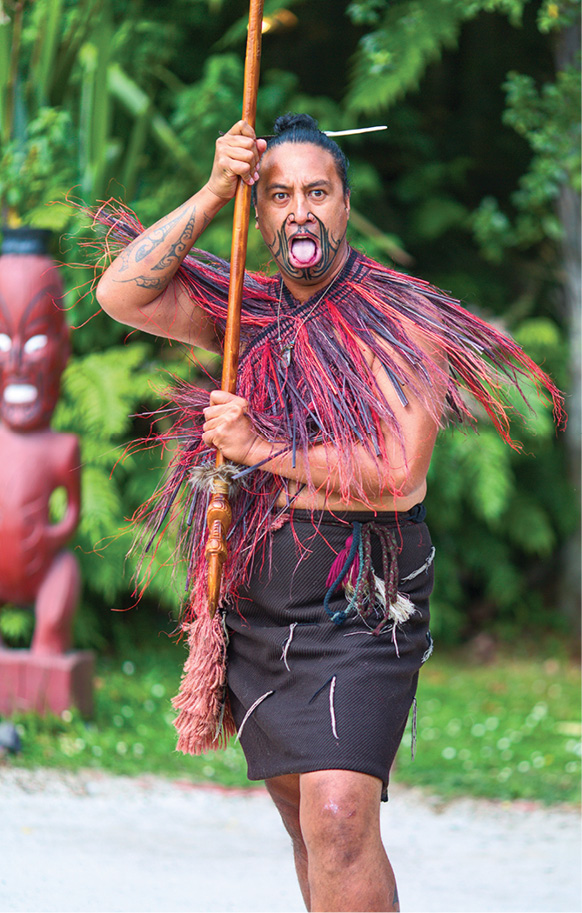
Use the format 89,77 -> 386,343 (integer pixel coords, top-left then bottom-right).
0,649 -> 94,717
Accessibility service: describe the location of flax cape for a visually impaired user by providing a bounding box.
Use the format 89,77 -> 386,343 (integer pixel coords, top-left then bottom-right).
94,205 -> 565,754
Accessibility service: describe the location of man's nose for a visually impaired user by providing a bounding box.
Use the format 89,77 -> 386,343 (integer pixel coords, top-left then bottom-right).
290,196 -> 314,225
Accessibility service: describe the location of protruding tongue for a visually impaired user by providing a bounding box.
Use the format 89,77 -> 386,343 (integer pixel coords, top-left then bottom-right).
291,238 -> 317,265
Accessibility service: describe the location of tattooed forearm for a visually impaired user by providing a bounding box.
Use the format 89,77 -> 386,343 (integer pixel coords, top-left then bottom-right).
117,247 -> 132,274
131,210 -> 184,263
111,204 -> 201,290
152,210 -> 198,271
117,275 -> 167,290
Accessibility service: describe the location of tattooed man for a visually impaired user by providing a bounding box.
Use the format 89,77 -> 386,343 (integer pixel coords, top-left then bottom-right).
96,115 -> 562,913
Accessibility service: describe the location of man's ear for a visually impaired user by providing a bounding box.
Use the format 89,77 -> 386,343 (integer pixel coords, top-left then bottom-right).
345,191 -> 351,218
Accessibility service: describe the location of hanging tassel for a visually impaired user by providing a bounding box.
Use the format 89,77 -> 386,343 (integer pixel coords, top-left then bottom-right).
325,532 -> 357,589
172,610 -> 236,755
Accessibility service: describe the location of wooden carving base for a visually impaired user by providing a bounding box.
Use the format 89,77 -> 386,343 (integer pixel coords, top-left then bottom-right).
0,649 -> 94,717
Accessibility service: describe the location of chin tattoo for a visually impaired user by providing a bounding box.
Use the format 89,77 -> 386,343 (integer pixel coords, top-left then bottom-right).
267,213 -> 344,281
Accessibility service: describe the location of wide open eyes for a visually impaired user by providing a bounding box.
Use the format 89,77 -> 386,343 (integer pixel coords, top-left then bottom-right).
23,334 -> 48,354
0,334 -> 11,352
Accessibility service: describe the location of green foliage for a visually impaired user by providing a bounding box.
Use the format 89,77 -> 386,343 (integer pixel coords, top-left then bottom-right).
473,64 -> 581,257
427,372 -> 576,641
0,0 -> 205,224
0,107 -> 76,227
346,0 -> 537,113
50,343 -> 183,635
347,0 -> 467,112
0,605 -> 34,646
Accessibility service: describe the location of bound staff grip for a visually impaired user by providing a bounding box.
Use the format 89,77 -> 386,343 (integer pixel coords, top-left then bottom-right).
206,479 -> 232,618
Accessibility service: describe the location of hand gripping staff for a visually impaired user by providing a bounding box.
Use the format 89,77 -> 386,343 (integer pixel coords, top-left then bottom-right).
205,0 -> 265,618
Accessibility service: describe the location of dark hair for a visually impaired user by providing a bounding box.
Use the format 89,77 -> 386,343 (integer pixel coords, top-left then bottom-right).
254,113 -> 350,200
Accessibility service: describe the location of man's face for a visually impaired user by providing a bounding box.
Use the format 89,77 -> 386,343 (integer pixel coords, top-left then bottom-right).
0,256 -> 69,432
254,143 -> 350,297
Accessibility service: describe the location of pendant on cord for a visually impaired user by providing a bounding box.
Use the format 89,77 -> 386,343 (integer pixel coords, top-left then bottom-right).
281,344 -> 294,367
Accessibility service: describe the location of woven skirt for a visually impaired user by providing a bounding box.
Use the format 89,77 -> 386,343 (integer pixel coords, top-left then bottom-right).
224,505 -> 434,797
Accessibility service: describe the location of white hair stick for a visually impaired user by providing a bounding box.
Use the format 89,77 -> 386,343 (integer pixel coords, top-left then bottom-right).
324,125 -> 387,137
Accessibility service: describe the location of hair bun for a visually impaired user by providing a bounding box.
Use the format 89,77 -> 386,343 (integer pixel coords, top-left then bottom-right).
273,113 -> 320,135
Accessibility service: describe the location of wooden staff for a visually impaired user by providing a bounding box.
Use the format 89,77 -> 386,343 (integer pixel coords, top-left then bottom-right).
206,0 -> 265,617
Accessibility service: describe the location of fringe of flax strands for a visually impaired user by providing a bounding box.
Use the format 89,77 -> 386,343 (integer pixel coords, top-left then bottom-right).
172,610 -> 236,753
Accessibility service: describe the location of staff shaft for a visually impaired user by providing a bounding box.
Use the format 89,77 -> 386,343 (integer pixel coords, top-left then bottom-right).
206,0 -> 265,616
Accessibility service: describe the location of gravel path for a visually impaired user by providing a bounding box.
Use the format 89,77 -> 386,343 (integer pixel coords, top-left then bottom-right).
0,767 -> 579,913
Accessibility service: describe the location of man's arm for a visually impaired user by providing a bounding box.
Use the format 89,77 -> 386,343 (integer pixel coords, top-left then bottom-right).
96,121 -> 266,349
201,334 -> 447,502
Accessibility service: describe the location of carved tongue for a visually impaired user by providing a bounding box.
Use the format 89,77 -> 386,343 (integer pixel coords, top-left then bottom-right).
291,238 -> 317,264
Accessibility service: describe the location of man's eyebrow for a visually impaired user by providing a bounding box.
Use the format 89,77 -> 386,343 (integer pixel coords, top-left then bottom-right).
305,179 -> 332,190
265,182 -> 291,192
265,179 -> 333,192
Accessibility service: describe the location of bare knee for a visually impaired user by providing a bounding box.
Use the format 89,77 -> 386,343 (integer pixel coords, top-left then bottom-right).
299,770 -> 383,869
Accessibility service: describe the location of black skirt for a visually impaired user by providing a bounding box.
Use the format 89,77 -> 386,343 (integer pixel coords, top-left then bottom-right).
224,506 -> 434,797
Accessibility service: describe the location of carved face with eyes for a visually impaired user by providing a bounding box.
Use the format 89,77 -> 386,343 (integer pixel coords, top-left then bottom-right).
0,255 -> 69,431
254,143 -> 350,301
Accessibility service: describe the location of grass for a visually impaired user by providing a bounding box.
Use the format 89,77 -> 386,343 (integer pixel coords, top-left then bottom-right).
396,649 -> 581,804
3,638 -> 580,805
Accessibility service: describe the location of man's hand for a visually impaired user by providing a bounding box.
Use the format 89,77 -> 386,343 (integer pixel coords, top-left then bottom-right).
206,121 -> 267,202
202,390 -> 268,465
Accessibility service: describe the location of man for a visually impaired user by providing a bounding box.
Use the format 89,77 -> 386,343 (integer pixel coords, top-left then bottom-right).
96,115 -> 562,912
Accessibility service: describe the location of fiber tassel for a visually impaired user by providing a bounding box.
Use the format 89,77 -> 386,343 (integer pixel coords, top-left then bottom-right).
172,611 -> 236,755
326,534 -> 360,589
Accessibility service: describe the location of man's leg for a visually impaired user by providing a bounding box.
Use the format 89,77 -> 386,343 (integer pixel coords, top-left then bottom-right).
266,768 -> 398,913
265,773 -> 311,909
299,769 -> 398,913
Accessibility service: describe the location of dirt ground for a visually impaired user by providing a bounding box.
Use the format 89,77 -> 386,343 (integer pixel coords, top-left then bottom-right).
0,767 -> 580,913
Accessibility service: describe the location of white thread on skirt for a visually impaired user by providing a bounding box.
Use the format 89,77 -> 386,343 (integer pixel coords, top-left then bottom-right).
401,546 -> 435,582
281,622 -> 298,671
329,676 -> 339,741
235,690 -> 274,743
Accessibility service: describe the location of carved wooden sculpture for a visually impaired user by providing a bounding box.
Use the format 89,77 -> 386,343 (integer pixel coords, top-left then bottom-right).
0,229 -> 90,716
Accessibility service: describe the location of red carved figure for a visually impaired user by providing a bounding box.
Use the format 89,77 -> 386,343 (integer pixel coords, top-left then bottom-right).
0,230 -> 81,655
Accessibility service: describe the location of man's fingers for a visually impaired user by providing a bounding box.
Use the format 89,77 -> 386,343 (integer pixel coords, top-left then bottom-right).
227,119 -> 256,138
209,389 -> 247,406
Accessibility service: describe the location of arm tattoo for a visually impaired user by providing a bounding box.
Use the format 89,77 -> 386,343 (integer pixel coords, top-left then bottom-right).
117,247 -> 132,274
117,275 -> 167,290
131,209 -> 184,263
152,209 -> 198,271
393,885 -> 400,911
114,204 -> 200,289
